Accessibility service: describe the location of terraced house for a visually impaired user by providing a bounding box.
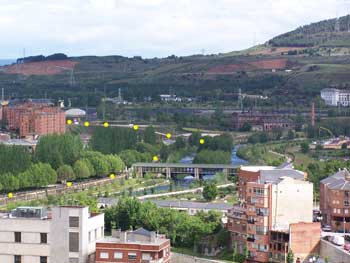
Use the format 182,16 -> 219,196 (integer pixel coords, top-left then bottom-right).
226,165 -> 320,263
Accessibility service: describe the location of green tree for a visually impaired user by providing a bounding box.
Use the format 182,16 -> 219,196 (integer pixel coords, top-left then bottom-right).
74,160 -> 91,179
202,182 -> 218,201
286,250 -> 294,263
300,142 -> 310,153
57,165 -> 75,182
143,126 -> 156,144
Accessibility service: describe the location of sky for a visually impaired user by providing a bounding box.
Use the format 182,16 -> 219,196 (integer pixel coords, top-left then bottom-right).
0,0 -> 350,59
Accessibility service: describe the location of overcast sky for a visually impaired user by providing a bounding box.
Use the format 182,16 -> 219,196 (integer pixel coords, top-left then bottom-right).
0,0 -> 350,59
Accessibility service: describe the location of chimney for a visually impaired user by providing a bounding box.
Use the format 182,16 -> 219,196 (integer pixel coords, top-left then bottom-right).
120,231 -> 127,242
150,231 -> 157,243
311,102 -> 315,127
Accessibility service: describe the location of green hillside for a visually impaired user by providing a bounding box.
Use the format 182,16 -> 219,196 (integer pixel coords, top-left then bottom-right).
269,15 -> 350,47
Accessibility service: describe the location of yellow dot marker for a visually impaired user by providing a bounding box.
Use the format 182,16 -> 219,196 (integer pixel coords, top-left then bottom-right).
200,138 -> 205,145
8,192 -> 13,198
103,122 -> 109,128
110,173 -> 116,179
153,156 -> 159,162
84,121 -> 90,127
133,125 -> 139,131
66,182 -> 72,188
166,133 -> 172,139
67,119 -> 73,125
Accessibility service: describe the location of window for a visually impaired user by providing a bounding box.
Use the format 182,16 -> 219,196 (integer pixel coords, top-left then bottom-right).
88,231 -> 92,242
142,253 -> 151,260
345,200 -> 349,207
40,233 -> 47,244
69,217 -> 79,227
101,227 -> 104,238
40,257 -> 47,263
95,229 -> 98,239
14,232 -> 21,243
114,252 -> 123,259
69,232 -> 79,252
14,255 -> 21,263
100,252 -> 109,259
128,253 -> 137,260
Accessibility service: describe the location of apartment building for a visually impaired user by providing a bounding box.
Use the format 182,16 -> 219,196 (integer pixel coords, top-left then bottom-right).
95,228 -> 171,263
3,102 -> 65,138
321,88 -> 350,106
320,168 -> 350,232
0,206 -> 105,263
226,165 -> 320,263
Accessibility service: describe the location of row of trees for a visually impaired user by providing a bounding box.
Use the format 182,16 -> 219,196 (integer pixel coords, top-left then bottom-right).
0,163 -> 57,191
0,133 -> 126,192
105,197 -> 227,249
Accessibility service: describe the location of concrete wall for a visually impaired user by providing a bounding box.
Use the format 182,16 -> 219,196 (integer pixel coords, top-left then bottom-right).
0,218 -> 50,262
171,253 -> 225,263
271,177 -> 313,230
320,239 -> 350,263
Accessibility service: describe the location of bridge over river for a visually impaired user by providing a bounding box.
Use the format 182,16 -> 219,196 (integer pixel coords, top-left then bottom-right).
132,163 -> 239,179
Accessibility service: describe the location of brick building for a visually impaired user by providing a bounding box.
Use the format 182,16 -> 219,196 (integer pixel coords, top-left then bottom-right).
320,168 -> 350,232
232,112 -> 295,131
226,165 -> 320,263
3,102 -> 65,138
95,228 -> 170,263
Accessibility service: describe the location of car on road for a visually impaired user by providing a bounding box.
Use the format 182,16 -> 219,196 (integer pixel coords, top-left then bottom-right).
322,225 -> 332,232
344,243 -> 350,251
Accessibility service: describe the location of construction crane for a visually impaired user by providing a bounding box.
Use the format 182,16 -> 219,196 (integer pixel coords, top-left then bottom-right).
319,127 -> 335,138
54,66 -> 76,86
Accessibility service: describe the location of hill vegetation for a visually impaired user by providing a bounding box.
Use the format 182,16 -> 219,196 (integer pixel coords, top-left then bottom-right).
269,15 -> 350,47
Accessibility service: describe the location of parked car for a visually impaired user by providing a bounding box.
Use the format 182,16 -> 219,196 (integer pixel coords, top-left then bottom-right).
322,225 -> 332,232
345,235 -> 350,242
344,243 -> 350,251
331,236 -> 345,246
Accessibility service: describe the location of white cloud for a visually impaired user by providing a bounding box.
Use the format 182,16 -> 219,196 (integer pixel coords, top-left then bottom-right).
0,0 -> 348,58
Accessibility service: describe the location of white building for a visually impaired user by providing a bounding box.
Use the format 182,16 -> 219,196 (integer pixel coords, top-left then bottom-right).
0,206 -> 104,263
321,88 -> 350,106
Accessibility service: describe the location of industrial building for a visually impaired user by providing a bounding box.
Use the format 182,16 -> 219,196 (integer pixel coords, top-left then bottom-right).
232,112 -> 296,131
320,168 -> 350,232
321,88 -> 350,106
226,165 -> 320,263
95,228 -> 170,263
0,206 -> 104,263
2,102 -> 65,138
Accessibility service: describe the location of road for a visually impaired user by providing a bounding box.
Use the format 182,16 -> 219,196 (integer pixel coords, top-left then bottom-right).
138,183 -> 234,200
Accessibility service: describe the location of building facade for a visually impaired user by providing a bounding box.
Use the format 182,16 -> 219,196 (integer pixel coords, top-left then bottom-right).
321,88 -> 350,106
226,166 -> 320,263
0,206 -> 105,263
95,228 -> 171,263
3,102 -> 65,138
320,169 -> 350,232
232,112 -> 295,131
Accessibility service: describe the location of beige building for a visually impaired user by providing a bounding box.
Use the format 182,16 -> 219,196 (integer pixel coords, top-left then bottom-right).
0,206 -> 104,263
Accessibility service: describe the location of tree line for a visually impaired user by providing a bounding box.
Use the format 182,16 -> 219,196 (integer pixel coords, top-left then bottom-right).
0,133 -> 125,192
105,197 -> 228,249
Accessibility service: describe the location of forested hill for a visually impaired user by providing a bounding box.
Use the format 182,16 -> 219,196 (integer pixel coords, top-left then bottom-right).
269,15 -> 350,47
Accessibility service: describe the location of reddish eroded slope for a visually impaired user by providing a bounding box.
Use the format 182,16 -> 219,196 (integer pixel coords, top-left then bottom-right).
207,58 -> 288,74
248,58 -> 288,70
1,60 -> 78,76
